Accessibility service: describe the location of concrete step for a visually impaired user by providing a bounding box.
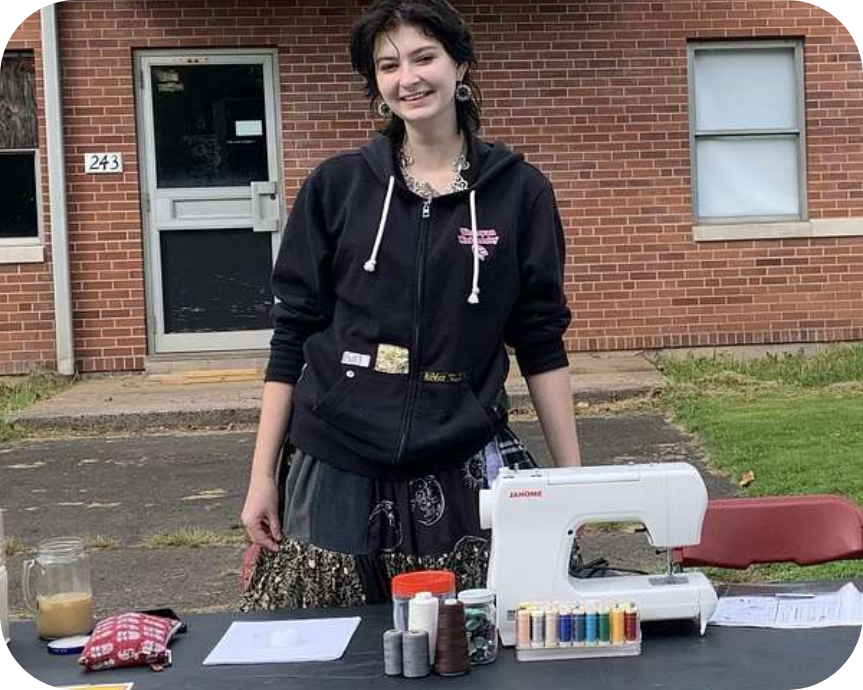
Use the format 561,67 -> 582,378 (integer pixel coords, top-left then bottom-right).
145,352 -> 268,376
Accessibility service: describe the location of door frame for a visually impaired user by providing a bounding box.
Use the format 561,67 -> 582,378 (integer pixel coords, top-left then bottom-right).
134,49 -> 285,355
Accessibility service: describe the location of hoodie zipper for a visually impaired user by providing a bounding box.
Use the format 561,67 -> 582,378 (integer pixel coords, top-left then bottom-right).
393,199 -> 431,464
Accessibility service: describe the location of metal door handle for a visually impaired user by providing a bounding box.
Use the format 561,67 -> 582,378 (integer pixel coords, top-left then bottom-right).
251,181 -> 279,233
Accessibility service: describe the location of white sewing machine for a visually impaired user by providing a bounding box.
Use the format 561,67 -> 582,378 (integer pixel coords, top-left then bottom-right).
480,463 -> 718,646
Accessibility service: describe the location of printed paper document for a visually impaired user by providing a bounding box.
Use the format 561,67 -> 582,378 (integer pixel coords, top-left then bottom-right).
709,583 -> 863,628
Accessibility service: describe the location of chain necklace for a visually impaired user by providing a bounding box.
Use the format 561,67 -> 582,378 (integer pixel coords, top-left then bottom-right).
397,136 -> 470,200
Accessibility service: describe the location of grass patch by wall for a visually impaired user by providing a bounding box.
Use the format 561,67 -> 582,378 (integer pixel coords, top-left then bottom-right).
0,375 -> 70,441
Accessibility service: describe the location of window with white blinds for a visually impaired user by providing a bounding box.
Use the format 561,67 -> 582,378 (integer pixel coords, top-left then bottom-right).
688,41 -> 806,224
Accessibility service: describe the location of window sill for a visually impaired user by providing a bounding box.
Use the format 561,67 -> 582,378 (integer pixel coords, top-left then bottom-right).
693,218 -> 863,242
0,244 -> 45,264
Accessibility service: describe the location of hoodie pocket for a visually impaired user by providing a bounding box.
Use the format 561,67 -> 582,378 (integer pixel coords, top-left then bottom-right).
312,372 -> 357,416
312,370 -> 406,458
409,380 -> 493,459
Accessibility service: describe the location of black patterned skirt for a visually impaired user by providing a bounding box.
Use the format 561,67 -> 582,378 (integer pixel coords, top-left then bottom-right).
241,427 -> 536,611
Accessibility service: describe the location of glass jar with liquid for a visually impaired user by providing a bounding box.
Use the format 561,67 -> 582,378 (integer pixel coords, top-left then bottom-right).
0,509 -> 9,643
23,537 -> 94,639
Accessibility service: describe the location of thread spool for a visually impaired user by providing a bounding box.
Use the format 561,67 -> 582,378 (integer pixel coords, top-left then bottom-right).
383,629 -> 403,676
530,608 -> 544,648
402,630 -> 430,678
624,602 -> 639,642
516,607 -> 531,648
585,603 -> 597,645
598,603 -> 611,645
611,604 -> 625,644
573,604 -> 586,645
408,591 -> 439,661
434,599 -> 469,676
558,605 -> 572,647
544,606 -> 558,648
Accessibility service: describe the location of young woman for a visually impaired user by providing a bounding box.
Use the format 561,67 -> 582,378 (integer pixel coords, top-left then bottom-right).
241,0 -> 581,610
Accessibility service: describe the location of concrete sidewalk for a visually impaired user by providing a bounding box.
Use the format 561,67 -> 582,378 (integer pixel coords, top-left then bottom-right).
10,351 -> 665,434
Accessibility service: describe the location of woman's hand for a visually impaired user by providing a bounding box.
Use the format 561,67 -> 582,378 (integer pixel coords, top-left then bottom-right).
241,381 -> 295,552
241,473 -> 283,552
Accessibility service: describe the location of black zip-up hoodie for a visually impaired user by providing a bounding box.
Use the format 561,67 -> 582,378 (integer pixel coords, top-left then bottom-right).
265,132 -> 571,478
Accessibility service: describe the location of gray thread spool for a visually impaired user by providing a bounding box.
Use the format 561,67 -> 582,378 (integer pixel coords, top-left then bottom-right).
402,630 -> 430,678
383,629 -> 403,676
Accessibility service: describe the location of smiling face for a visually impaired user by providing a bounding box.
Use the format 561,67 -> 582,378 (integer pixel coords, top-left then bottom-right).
374,22 -> 467,136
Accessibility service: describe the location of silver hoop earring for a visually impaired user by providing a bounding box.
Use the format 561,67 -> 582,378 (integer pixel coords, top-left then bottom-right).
455,82 -> 472,103
377,101 -> 392,118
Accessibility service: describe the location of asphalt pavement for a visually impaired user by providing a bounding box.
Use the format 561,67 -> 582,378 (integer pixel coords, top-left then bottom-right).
0,415 -> 736,620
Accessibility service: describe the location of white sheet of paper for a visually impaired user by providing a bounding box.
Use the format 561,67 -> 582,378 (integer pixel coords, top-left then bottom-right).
202,617 -> 361,665
709,583 -> 863,629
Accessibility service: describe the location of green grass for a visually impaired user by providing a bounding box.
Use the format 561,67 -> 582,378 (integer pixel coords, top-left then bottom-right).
84,535 -> 119,551
2,535 -> 117,560
0,374 -> 70,441
658,343 -> 863,388
656,345 -> 863,583
4,536 -> 33,559
139,529 -> 249,549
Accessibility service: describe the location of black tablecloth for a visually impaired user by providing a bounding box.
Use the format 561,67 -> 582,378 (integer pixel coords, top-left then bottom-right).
9,592 -> 862,690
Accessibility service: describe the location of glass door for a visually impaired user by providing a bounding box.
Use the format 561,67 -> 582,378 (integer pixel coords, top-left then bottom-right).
137,51 -> 282,353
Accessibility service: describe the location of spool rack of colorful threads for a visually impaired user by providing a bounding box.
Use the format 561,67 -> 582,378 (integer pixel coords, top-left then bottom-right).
514,600 -> 641,661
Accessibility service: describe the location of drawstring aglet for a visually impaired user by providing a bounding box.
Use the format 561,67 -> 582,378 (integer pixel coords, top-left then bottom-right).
467,288 -> 480,305
363,175 -> 395,275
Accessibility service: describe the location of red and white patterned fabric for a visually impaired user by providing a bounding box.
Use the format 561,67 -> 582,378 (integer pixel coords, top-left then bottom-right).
79,612 -> 181,672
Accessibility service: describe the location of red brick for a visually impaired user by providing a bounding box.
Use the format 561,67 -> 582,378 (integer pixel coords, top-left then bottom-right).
3,0 -> 863,374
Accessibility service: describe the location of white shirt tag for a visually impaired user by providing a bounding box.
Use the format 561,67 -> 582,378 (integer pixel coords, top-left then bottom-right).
341,351 -> 371,368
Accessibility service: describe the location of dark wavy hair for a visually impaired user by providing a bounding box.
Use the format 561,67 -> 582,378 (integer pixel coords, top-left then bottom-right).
349,0 -> 482,143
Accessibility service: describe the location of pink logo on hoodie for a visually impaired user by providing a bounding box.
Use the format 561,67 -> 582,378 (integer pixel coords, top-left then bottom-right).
458,227 -> 499,260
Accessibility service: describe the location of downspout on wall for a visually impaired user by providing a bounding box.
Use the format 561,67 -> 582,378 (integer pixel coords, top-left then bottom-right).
41,3 -> 75,375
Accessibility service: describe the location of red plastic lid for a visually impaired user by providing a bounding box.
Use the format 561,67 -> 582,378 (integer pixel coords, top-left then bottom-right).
391,570 -> 456,598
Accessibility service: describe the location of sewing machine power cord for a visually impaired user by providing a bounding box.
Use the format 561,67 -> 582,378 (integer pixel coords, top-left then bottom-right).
570,557 -> 650,579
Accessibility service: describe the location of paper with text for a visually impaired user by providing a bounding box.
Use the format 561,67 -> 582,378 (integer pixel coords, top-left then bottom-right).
709,583 -> 863,628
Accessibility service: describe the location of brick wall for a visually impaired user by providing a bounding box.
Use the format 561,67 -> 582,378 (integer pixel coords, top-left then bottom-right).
1,12 -> 55,375
2,0 -> 861,373
57,2 -> 147,373
474,0 -> 863,352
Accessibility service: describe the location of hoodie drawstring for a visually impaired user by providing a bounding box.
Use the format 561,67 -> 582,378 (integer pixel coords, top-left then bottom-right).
364,177 -> 480,305
364,175 -> 395,273
467,190 -> 480,304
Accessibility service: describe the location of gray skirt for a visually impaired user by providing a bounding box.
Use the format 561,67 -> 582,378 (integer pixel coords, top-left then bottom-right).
240,427 -> 536,611
282,426 -> 536,556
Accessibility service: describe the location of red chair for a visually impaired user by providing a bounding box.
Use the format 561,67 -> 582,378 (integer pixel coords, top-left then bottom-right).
673,494 -> 863,569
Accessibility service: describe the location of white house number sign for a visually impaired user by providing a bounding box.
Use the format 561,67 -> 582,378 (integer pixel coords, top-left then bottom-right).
84,152 -> 124,174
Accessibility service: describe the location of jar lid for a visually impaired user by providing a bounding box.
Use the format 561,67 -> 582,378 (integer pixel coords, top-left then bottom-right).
457,588 -> 496,604
391,570 -> 455,598
47,635 -> 90,655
